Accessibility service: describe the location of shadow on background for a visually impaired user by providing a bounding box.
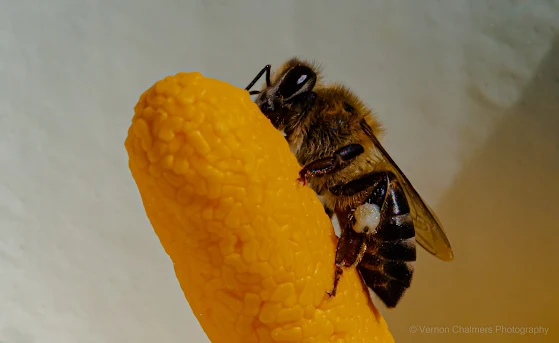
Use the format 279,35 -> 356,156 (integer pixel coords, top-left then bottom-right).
385,36 -> 559,342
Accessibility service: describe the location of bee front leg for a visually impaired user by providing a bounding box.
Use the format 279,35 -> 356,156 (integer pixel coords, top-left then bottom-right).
297,144 -> 365,185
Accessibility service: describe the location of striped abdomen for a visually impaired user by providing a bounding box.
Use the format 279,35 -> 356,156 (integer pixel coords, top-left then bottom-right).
356,171 -> 416,308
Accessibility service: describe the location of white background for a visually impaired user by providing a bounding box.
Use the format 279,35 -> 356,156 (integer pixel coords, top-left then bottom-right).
1,1 -> 558,342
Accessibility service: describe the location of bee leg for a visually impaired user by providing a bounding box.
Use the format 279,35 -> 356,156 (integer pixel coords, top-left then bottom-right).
326,207 -> 365,297
325,172 -> 387,298
324,206 -> 334,219
297,144 -> 365,185
331,171 -> 417,308
329,171 -> 388,197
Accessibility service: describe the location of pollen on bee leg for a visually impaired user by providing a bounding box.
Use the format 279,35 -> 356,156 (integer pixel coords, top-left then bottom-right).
353,203 -> 381,234
331,214 -> 341,237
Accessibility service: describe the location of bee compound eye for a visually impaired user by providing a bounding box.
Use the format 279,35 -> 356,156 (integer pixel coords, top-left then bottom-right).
278,65 -> 315,99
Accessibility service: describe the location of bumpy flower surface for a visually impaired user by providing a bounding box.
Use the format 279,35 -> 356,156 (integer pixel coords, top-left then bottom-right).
124,71 -> 394,343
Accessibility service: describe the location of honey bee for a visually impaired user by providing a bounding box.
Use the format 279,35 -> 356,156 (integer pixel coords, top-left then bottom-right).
244,58 -> 454,308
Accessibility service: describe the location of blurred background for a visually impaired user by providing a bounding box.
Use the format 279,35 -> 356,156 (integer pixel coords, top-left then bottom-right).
1,0 -> 558,342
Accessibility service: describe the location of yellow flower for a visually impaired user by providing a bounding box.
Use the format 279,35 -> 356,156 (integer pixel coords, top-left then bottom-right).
124,71 -> 394,343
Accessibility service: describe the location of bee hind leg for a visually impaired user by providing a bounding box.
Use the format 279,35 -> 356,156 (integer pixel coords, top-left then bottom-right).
324,206 -> 334,219
330,171 -> 417,308
326,263 -> 344,297
297,144 -> 365,185
326,207 -> 366,297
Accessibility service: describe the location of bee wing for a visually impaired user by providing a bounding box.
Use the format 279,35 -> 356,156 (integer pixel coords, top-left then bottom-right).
361,121 -> 454,261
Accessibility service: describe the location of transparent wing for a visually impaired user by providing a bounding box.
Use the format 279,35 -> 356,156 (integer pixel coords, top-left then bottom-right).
361,121 -> 454,261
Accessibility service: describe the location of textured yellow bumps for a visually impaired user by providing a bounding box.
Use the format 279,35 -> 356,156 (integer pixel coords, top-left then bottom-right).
124,71 -> 395,343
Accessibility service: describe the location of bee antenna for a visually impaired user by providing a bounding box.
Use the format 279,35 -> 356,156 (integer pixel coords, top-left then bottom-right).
245,64 -> 271,93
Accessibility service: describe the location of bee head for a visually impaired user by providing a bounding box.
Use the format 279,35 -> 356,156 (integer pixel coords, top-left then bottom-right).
246,58 -> 322,133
